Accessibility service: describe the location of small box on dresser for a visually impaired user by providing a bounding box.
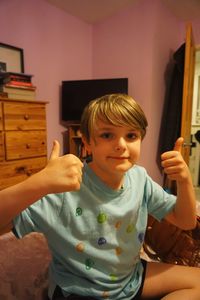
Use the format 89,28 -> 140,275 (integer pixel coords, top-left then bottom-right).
0,97 -> 48,190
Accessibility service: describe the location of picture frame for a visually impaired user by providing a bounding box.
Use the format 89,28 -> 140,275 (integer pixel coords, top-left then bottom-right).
0,42 -> 24,73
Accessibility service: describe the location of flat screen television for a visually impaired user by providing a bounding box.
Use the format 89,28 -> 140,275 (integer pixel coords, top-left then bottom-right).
61,78 -> 128,122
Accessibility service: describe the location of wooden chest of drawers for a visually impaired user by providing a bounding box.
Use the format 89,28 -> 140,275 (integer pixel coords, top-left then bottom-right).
0,98 -> 48,190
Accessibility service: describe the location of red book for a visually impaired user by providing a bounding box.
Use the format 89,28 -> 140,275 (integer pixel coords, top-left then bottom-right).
7,80 -> 34,87
4,83 -> 36,91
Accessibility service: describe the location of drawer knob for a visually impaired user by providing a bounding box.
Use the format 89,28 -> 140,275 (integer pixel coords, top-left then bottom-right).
24,114 -> 29,120
26,143 -> 31,149
16,166 -> 26,174
15,166 -> 32,176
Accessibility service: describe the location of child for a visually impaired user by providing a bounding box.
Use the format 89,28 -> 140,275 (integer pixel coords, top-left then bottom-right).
0,93 -> 199,300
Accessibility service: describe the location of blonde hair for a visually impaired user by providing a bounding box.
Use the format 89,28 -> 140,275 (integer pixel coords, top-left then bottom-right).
80,94 -> 148,142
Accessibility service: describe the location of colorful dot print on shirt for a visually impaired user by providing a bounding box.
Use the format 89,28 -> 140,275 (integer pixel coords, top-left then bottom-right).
110,273 -> 118,281
126,223 -> 135,233
115,220 -> 122,229
97,212 -> 107,224
102,291 -> 109,298
75,242 -> 85,252
138,232 -> 145,243
73,204 -> 139,287
98,237 -> 107,246
85,258 -> 95,270
115,246 -> 123,256
76,207 -> 82,216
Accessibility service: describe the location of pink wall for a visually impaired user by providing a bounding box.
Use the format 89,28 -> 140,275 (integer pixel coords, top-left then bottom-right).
1,0 -> 200,184
0,0 -> 92,154
92,0 -> 183,183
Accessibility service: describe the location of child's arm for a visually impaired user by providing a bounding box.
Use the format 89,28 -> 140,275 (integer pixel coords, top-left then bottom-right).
0,140 -> 83,234
161,137 -> 197,230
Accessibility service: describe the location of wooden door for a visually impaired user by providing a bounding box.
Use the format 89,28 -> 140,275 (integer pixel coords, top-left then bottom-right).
181,23 -> 195,165
164,23 -> 195,194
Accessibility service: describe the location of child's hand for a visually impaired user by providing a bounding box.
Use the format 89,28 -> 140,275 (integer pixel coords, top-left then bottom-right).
41,140 -> 83,193
161,137 -> 190,182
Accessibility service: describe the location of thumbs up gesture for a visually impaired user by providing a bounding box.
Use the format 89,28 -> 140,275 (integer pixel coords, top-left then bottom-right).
41,140 -> 83,194
161,137 -> 190,182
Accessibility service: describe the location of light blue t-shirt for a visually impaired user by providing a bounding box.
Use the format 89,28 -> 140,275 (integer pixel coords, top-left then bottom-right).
13,164 -> 176,299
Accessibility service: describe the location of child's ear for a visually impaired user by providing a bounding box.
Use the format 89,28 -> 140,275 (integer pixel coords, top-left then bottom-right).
81,136 -> 92,154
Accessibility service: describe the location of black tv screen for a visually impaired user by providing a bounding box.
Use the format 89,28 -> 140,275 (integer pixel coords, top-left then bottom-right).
61,78 -> 128,122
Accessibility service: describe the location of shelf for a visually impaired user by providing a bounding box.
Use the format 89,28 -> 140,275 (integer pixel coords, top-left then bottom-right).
65,124 -> 88,160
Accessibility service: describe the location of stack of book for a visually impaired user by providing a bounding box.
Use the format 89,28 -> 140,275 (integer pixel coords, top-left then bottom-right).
0,72 -> 36,101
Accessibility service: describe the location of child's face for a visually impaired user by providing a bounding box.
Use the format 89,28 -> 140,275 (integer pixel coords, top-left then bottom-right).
84,119 -> 141,178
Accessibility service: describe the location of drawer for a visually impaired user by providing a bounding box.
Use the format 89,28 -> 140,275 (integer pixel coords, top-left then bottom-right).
3,102 -> 46,130
0,102 -> 2,131
0,132 -> 4,161
0,157 -> 47,190
5,131 -> 47,160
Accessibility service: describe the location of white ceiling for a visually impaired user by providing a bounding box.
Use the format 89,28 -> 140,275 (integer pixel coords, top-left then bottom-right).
46,0 -> 200,24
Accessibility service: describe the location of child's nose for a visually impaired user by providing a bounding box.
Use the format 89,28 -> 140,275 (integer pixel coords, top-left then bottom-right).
114,138 -> 126,151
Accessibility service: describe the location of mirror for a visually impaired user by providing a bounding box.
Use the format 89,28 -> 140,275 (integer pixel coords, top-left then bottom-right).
189,48 -> 200,201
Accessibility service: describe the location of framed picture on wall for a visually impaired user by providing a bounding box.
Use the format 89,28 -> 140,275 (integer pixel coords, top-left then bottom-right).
0,43 -> 24,73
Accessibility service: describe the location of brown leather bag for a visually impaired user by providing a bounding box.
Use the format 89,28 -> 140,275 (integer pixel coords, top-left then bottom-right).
144,215 -> 200,267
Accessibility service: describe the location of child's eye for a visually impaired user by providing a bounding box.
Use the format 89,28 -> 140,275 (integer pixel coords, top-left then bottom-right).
100,132 -> 113,139
126,132 -> 138,140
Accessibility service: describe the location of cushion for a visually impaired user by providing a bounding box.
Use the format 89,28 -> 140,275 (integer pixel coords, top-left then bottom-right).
0,232 -> 51,300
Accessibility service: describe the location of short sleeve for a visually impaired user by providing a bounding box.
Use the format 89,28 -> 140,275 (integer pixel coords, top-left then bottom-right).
13,193 -> 64,238
144,175 -> 176,221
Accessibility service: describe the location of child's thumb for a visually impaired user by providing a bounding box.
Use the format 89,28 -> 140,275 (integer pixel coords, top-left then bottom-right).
49,140 -> 60,160
173,137 -> 184,153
